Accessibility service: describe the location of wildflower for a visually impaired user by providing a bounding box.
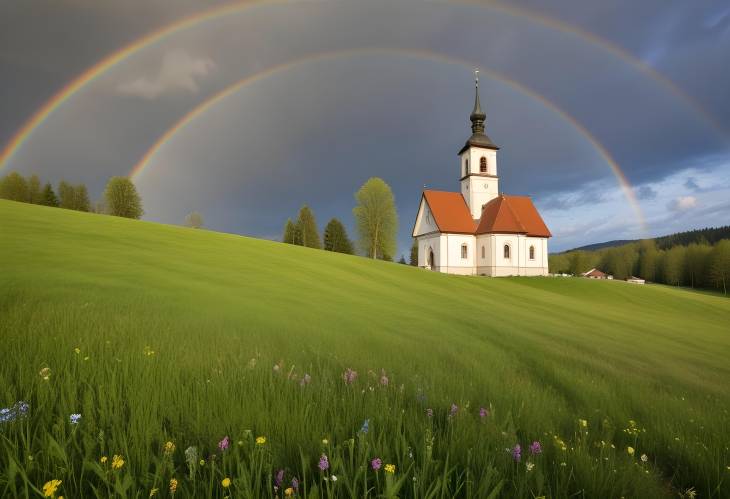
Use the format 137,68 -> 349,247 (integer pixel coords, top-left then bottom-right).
163,441 -> 175,455
553,436 -> 567,451
273,364 -> 281,372
512,444 -> 522,462
627,446 -> 635,456
169,478 -> 178,494
275,469 -> 284,487
149,488 -> 159,497
199,459 -> 205,466
39,367 -> 51,380
360,419 -> 370,434
42,479 -> 62,497
640,453 -> 648,463
530,441 -> 542,455
449,404 -> 458,417
291,477 -> 299,490
143,346 -> 155,356
578,419 -> 588,428
426,408 -> 433,418
74,348 -> 80,354
300,374 -> 311,386
256,436 -> 266,445
69,413 -> 81,425
384,464 -> 396,474
322,438 -> 329,445
479,407 -> 489,419
112,454 -> 125,470
371,457 -> 382,471
284,488 -> 294,496
100,456 -> 108,464
184,446 -> 198,467
380,369 -> 389,386
318,454 -> 329,471
219,436 -> 230,451
330,475 -> 337,482
526,462 -> 535,472
343,368 -> 358,385
221,477 -> 231,488
1,401 -> 30,424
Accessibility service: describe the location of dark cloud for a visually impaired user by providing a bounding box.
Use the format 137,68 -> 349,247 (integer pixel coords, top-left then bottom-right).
637,185 -> 657,200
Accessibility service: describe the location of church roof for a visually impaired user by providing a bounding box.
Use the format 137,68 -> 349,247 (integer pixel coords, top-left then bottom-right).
476,195 -> 552,237
422,190 -> 477,234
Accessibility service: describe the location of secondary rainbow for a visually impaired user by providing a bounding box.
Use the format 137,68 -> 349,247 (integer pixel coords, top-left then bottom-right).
128,48 -> 647,231
1,0 -> 725,172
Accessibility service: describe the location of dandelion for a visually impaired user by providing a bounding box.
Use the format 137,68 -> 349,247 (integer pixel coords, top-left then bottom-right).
169,478 -> 178,494
285,487 -> 294,496
530,441 -> 542,455
39,367 -> 51,381
256,436 -> 266,446
318,454 -> 329,471
578,419 -> 588,428
163,441 -> 175,455
640,453 -> 648,462
512,444 -> 522,462
479,407 -> 489,419
426,408 -> 433,418
371,457 -> 382,471
100,456 -> 108,464
69,413 -> 81,425
526,462 -> 535,472
42,479 -> 62,497
627,446 -> 635,456
384,464 -> 396,474
343,368 -> 358,385
219,436 -> 230,451
360,419 -> 370,434
112,454 -> 125,470
221,477 -> 231,488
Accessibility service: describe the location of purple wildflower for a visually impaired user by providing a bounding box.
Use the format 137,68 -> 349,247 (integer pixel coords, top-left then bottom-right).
530,441 -> 542,455
426,408 -> 433,418
318,454 -> 329,471
512,444 -> 522,462
275,469 -> 284,487
218,436 -> 230,451
69,413 -> 81,425
291,477 -> 299,490
449,404 -> 458,417
342,368 -> 358,385
479,407 -> 489,419
371,457 -> 382,471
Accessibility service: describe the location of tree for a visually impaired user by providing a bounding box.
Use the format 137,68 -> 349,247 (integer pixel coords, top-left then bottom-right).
398,255 -> 407,264
40,183 -> 59,207
282,218 -> 298,244
568,251 -> 589,276
104,176 -> 143,219
685,242 -> 712,288
663,245 -> 686,286
638,240 -> 658,282
323,218 -> 353,254
185,211 -> 204,228
353,177 -> 398,259
296,205 -> 321,249
0,172 -> 29,201
708,240 -> 730,294
58,181 -> 75,209
73,184 -> 90,212
27,174 -> 42,204
409,239 -> 418,266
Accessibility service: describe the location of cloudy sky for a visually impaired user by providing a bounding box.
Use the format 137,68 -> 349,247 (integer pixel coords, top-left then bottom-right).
2,0 -> 729,254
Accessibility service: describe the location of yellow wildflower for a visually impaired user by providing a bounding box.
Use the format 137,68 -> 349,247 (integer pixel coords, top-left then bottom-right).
112,454 -> 125,470
39,367 -> 51,381
163,441 -> 175,455
199,459 -> 205,466
627,446 -> 635,456
256,436 -> 266,445
221,477 -> 231,488
578,419 -> 588,428
149,488 -> 159,497
42,479 -> 62,497
74,348 -> 80,354
169,478 -> 178,494
285,487 -> 294,496
100,456 -> 108,464
322,438 -> 329,445
384,464 -> 396,474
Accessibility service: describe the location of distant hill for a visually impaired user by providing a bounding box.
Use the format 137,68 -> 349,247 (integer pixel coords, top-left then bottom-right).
563,225 -> 730,253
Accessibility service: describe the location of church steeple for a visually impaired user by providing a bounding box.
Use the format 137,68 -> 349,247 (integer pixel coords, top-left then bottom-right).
458,69 -> 499,155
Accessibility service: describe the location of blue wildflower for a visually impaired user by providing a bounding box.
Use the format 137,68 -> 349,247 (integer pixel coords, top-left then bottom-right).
360,419 -> 370,434
69,413 -> 81,425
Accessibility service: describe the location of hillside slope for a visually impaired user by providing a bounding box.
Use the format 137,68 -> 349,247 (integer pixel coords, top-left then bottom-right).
1,199 -> 729,498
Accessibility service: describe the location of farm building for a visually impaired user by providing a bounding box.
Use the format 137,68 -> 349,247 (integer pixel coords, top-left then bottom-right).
582,268 -> 613,279
626,276 -> 646,284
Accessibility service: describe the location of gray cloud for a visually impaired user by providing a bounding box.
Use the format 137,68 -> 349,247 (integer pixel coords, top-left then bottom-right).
667,196 -> 698,212
684,177 -> 701,191
637,185 -> 657,200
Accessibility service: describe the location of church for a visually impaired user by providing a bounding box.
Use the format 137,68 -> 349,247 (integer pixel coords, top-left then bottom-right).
412,73 -> 551,276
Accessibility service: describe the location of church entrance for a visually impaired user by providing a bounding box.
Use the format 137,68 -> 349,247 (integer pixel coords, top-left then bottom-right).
428,249 -> 435,270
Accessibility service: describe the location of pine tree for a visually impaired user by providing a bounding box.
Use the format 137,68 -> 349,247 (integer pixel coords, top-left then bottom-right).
296,205 -> 321,249
27,174 -> 42,204
398,255 -> 407,264
282,218 -> 297,244
323,218 -> 353,254
0,172 -> 29,201
104,176 -> 143,219
40,183 -> 59,207
409,239 -> 418,266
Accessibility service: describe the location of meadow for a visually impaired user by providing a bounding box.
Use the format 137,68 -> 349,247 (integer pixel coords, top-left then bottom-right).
1,199 -> 729,498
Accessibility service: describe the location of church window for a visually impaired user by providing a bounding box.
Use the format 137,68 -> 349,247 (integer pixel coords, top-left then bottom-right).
480,157 -> 487,173
464,159 -> 469,176
503,244 -> 511,259
529,245 -> 535,260
461,244 -> 468,259
481,246 -> 485,259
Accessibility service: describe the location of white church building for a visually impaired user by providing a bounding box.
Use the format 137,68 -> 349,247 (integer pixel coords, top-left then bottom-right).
412,74 -> 551,276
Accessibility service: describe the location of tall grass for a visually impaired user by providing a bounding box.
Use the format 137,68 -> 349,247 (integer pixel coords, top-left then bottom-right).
1,200 -> 729,497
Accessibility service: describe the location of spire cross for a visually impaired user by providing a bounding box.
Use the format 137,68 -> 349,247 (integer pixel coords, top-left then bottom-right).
474,69 -> 479,88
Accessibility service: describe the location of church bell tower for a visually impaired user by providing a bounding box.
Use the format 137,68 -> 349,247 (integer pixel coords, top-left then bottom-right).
459,70 -> 500,219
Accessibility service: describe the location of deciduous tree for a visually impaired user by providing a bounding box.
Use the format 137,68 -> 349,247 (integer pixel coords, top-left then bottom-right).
353,177 -> 397,259
104,176 -> 143,219
27,174 -> 42,204
185,211 -> 204,228
0,172 -> 29,201
296,205 -> 320,249
708,240 -> 730,294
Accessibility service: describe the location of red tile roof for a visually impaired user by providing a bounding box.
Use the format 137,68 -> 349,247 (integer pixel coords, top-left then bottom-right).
422,191 -> 476,234
419,191 -> 551,237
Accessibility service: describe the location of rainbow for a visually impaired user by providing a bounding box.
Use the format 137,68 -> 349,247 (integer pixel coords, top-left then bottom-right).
128,48 -> 647,231
1,0 -> 725,172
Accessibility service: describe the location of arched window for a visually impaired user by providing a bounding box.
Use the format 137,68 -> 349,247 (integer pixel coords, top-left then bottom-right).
503,244 -> 511,259
480,157 -> 487,173
461,244 -> 468,259
481,246 -> 485,259
529,245 -> 535,260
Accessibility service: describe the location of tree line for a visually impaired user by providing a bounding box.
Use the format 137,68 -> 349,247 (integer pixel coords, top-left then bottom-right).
282,177 -> 399,260
0,171 -> 143,219
549,238 -> 730,294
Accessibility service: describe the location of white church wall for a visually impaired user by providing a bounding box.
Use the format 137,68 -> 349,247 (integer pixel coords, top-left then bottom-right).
412,199 -> 439,237
417,234 -> 442,269
442,234 -> 476,275
460,148 -> 499,219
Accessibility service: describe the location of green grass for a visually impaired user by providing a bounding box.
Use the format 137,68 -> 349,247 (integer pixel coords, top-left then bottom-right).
1,199 -> 729,498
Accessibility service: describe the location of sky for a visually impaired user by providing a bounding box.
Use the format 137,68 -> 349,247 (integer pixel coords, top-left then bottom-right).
1,0 -> 729,255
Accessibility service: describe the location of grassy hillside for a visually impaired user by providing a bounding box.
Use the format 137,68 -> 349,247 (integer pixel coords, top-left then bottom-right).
1,199 -> 729,498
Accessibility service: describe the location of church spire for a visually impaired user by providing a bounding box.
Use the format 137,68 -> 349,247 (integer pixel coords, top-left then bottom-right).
470,70 -> 486,134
